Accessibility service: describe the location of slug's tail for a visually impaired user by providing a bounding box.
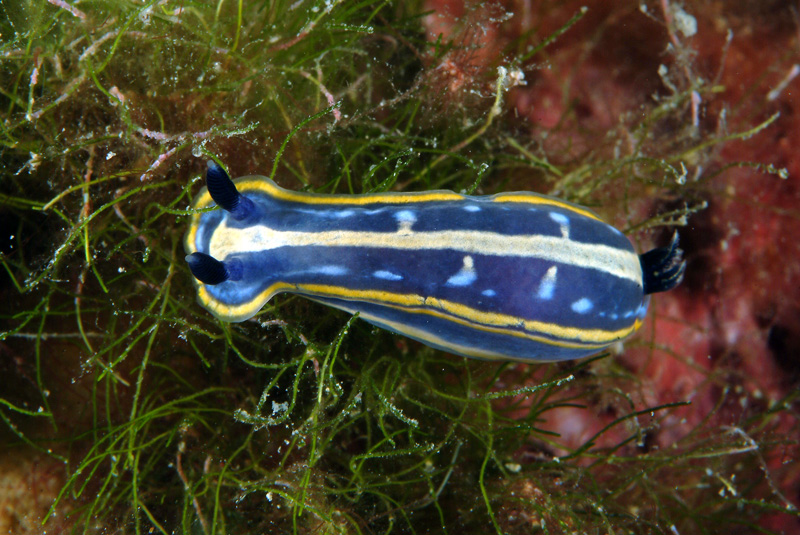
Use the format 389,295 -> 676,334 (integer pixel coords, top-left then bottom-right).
640,232 -> 686,295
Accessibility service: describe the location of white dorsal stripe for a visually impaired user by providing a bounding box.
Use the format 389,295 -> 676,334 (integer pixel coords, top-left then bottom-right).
209,222 -> 642,283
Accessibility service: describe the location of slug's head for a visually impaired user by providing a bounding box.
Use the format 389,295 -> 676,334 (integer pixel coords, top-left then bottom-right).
184,161 -> 281,322
185,161 -> 253,285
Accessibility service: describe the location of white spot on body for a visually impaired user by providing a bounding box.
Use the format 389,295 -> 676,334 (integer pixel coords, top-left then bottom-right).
311,265 -> 348,276
536,266 -> 558,300
571,298 -> 593,314
463,205 -> 481,212
549,212 -> 570,238
394,210 -> 417,234
373,270 -> 403,281
297,208 -> 355,218
394,210 -> 417,222
333,209 -> 355,218
446,256 -> 477,287
481,289 -> 496,297
636,298 -> 650,319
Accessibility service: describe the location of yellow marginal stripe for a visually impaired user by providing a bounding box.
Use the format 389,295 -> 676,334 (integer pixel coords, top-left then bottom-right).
184,213 -> 202,256
489,193 -> 602,221
297,284 -> 638,344
305,298 -> 585,362
195,282 -> 289,322
195,280 -> 639,345
358,315 -> 554,361
303,293 -> 613,349
190,178 -> 463,210
190,175 -> 603,221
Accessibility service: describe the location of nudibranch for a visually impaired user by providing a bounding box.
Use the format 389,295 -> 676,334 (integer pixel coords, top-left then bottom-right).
185,161 -> 685,362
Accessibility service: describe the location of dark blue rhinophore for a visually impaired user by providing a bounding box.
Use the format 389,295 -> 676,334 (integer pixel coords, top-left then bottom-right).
205,161 -> 258,221
186,252 -> 230,285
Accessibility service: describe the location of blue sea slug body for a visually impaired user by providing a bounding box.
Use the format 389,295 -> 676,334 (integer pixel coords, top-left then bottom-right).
185,161 -> 685,362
